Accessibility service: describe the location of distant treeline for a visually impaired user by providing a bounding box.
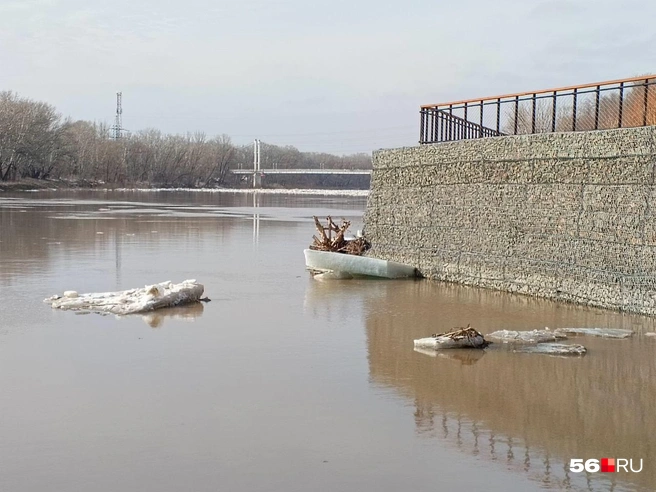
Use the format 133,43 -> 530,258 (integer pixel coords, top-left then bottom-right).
0,91 -> 372,189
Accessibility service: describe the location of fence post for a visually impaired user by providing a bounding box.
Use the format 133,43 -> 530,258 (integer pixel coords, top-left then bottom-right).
531,93 -> 537,133
496,98 -> 501,134
594,86 -> 600,130
420,109 -> 426,143
618,82 -> 624,128
572,88 -> 577,131
551,91 -> 557,132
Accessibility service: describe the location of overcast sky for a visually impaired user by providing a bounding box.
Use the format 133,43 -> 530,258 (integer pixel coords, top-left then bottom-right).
1,0 -> 655,154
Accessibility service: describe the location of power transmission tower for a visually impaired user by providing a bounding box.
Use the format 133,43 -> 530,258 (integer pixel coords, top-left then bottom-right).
111,92 -> 123,140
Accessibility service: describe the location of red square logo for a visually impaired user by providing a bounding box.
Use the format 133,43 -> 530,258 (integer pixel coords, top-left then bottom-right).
601,458 -> 615,473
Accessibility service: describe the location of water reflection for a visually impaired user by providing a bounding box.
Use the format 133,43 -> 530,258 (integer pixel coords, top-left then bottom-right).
253,192 -> 260,248
3,190 -> 653,491
0,191 -> 365,286
304,278 -> 655,491
358,280 -> 655,491
139,302 -> 205,328
413,346 -> 487,365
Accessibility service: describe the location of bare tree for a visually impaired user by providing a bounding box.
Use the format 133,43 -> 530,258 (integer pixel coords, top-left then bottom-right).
0,91 -> 372,189
503,99 -> 555,135
202,134 -> 235,187
0,91 -> 66,180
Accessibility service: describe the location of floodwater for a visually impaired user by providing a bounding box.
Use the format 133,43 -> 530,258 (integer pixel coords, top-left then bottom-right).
1,190 -> 655,492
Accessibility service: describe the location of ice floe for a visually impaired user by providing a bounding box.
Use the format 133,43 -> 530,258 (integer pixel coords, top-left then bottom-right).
513,343 -> 587,356
486,328 -> 567,344
414,327 -> 592,358
44,280 -> 204,315
414,326 -> 488,350
109,187 -> 369,197
553,328 -> 633,339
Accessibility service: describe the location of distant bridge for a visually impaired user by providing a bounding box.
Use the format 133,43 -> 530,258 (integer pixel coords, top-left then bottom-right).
241,140 -> 371,187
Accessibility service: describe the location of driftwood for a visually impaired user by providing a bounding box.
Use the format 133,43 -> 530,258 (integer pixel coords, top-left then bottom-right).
428,325 -> 490,349
310,216 -> 370,256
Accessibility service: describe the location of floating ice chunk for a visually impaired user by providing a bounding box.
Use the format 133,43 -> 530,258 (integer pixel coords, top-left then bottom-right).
63,291 -> 78,298
108,187 -> 369,197
305,249 -> 415,279
514,343 -> 587,356
645,332 -> 656,337
487,329 -> 567,343
554,328 -> 633,339
146,283 -> 165,296
414,326 -> 488,350
414,336 -> 487,349
44,280 -> 204,315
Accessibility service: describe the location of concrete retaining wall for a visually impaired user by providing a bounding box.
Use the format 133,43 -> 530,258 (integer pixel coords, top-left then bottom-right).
363,127 -> 656,314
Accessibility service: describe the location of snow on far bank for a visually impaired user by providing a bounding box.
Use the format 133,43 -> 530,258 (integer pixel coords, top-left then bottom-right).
106,187 -> 369,197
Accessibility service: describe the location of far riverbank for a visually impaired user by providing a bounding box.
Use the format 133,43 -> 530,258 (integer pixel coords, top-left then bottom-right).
0,178 -> 369,195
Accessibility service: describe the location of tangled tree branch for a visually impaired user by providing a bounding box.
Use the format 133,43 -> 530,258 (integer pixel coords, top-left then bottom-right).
310,216 -> 370,256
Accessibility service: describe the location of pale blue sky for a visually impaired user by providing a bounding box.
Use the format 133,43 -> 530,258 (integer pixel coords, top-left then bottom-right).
1,0 -> 654,153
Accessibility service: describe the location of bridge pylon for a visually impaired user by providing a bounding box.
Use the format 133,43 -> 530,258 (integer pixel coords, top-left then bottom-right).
253,139 -> 261,188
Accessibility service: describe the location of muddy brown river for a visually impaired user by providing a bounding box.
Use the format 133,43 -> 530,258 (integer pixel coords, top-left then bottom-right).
1,190 -> 654,492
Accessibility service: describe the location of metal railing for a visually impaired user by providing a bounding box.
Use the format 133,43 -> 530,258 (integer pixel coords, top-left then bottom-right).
420,75 -> 656,144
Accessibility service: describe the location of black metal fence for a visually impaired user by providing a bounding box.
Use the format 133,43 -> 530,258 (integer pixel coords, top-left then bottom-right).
420,75 -> 656,144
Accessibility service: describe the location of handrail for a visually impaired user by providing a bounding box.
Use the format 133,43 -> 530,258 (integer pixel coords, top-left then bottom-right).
437,110 -> 487,128
421,74 -> 656,109
432,109 -> 503,140
419,75 -> 656,144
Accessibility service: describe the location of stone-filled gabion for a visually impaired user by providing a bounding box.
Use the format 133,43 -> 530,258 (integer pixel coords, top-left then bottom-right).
364,127 -> 656,315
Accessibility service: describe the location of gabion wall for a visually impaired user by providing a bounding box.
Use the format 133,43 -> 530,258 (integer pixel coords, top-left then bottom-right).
364,126 -> 656,315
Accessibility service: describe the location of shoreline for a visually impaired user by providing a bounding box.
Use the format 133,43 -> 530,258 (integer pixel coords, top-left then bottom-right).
0,179 -> 369,196
0,178 -> 109,192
